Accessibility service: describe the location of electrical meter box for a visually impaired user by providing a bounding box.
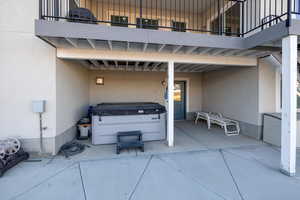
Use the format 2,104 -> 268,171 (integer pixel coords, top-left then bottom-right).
32,100 -> 46,113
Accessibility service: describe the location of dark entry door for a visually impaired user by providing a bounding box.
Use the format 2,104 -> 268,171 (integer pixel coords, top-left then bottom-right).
174,81 -> 186,120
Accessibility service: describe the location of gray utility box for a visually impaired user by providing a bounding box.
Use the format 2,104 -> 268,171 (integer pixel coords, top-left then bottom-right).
91,103 -> 166,145
263,113 -> 300,148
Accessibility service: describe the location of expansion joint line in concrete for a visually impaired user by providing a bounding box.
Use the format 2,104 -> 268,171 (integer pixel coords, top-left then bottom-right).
9,162 -> 78,200
268,144 -> 281,152
45,155 -> 57,165
174,125 -> 209,148
219,149 -> 245,200
156,155 -> 229,200
78,162 -> 88,200
128,155 -> 153,200
222,148 -> 280,171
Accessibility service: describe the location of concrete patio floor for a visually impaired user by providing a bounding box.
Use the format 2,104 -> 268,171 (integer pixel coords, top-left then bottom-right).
2,121 -> 300,200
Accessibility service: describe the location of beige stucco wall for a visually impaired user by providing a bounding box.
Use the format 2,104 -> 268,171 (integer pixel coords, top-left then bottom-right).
0,0 -> 57,140
0,0 -> 91,154
202,66 -> 259,125
56,59 -> 90,135
258,58 -> 278,117
89,71 -> 202,113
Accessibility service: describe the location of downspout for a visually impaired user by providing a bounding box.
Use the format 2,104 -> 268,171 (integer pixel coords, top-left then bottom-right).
259,54 -> 282,73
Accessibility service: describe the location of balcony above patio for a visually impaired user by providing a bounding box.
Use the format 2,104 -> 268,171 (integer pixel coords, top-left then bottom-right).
35,0 -> 300,58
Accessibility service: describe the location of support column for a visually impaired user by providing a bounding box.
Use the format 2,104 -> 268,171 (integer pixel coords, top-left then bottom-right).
167,61 -> 174,147
281,35 -> 298,176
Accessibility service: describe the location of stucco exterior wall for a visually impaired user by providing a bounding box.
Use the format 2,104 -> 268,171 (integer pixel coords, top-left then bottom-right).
0,0 -> 57,142
258,58 -> 278,120
55,59 -> 90,153
202,66 -> 259,124
56,59 -> 90,135
201,66 -> 261,138
89,71 -> 202,115
0,0 -> 90,154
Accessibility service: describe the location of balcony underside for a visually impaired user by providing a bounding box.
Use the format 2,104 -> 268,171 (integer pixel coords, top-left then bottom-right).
36,20 -> 244,49
36,19 -> 299,73
37,0 -> 300,53
35,1 -> 300,72
56,48 -> 258,73
75,60 -> 238,73
36,20 -> 284,57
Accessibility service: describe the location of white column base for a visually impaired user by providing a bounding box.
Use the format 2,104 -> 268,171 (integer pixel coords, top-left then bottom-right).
280,169 -> 296,177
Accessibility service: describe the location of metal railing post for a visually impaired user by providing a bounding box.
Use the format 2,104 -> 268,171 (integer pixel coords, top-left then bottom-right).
139,0 -> 143,28
39,0 -> 43,19
241,1 -> 245,37
218,0 -> 222,35
54,0 -> 59,21
287,0 -> 292,27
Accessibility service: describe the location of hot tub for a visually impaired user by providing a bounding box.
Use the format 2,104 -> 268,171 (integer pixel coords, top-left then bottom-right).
91,102 -> 166,145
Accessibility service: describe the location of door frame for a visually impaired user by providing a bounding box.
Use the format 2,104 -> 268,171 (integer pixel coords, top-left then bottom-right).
174,77 -> 190,119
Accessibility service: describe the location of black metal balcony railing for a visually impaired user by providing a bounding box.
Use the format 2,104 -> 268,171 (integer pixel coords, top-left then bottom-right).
242,0 -> 299,36
39,0 -> 299,37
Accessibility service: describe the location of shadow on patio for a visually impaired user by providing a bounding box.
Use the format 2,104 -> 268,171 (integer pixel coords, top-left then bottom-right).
2,121 -> 300,200
54,120 -> 262,162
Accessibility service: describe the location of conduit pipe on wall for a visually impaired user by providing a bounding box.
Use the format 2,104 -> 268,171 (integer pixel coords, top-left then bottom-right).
32,100 -> 46,154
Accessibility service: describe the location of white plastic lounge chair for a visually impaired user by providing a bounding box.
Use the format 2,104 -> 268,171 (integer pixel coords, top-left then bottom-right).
194,112 -> 221,128
195,111 -> 240,136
